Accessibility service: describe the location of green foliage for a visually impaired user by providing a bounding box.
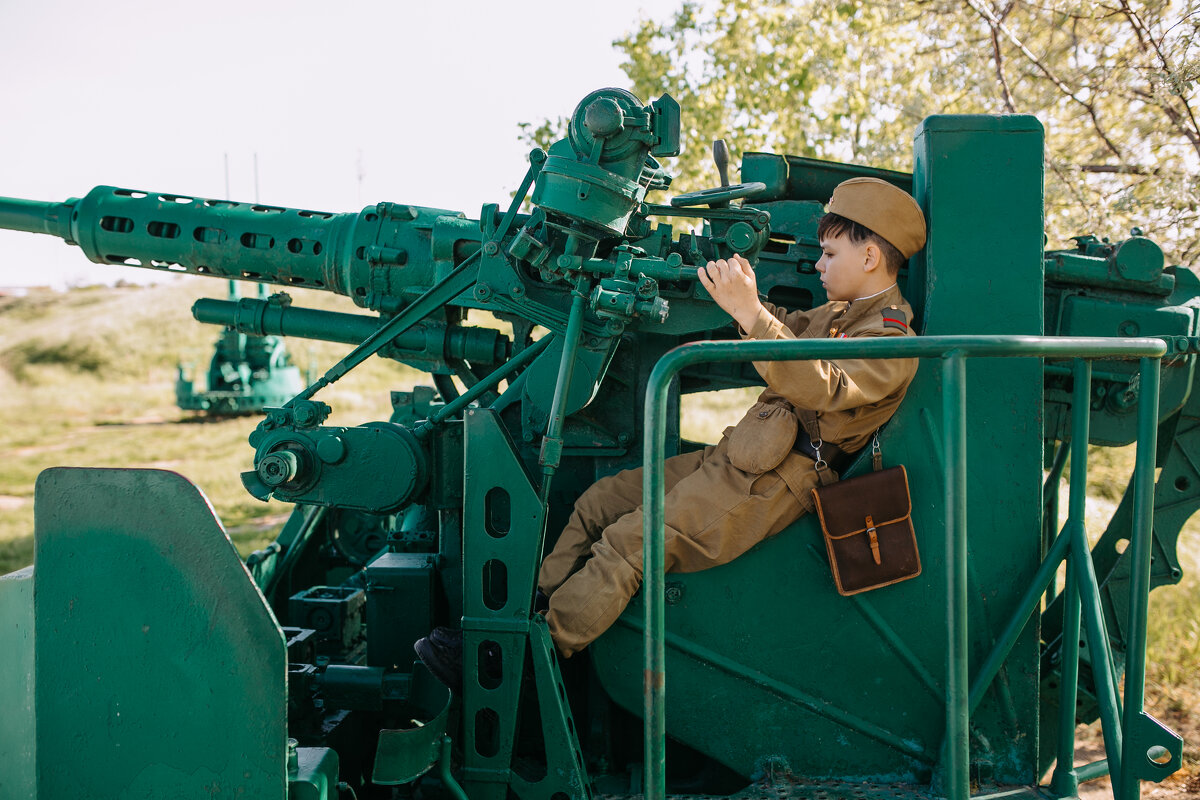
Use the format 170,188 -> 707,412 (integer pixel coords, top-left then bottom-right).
516,116 -> 569,155
2,338 -> 109,379
614,0 -> 940,188
523,0 -> 1200,264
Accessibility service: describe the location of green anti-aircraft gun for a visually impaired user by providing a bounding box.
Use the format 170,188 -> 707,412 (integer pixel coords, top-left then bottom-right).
0,89 -> 1193,800
176,280 -> 309,415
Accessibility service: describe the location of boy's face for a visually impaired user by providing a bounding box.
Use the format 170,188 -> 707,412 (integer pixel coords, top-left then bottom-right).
816,232 -> 875,302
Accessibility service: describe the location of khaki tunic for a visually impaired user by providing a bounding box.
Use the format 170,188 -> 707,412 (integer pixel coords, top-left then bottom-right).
539,286 -> 917,657
745,284 -> 918,453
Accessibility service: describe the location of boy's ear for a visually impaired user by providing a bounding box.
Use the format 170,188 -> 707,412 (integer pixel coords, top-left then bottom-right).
863,242 -> 882,272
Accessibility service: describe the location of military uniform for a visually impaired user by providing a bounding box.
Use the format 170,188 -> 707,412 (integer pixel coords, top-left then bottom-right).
539,285 -> 918,657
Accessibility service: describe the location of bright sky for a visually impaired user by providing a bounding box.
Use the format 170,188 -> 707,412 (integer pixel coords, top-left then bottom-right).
0,0 -> 687,289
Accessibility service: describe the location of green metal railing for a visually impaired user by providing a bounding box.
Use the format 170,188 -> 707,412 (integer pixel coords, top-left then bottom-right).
641,335 -> 1168,800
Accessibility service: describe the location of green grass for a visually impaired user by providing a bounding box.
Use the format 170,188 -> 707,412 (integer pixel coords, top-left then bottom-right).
680,386 -> 760,442
0,279 -> 416,563
2,337 -> 109,378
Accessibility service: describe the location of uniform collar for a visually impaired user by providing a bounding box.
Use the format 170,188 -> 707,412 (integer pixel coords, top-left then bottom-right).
852,283 -> 898,303
831,284 -> 904,322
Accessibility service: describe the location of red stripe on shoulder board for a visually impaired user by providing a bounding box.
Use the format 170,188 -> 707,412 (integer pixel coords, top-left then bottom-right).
882,317 -> 908,328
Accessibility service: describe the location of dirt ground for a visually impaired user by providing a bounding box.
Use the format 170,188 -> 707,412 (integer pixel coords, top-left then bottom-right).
1073,685 -> 1199,798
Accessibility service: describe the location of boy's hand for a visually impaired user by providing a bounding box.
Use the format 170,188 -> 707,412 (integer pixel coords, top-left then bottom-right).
698,254 -> 762,332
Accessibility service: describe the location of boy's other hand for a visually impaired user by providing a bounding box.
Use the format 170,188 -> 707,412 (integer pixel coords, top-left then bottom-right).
698,254 -> 763,332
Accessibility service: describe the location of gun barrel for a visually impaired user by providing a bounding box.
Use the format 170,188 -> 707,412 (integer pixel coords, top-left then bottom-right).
0,187 -> 464,312
194,297 -> 509,365
193,297 -> 379,344
0,197 -> 74,238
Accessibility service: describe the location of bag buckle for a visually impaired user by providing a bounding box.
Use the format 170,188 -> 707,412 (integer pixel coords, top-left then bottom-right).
812,436 -> 826,468
865,514 -> 881,565
812,437 -> 836,486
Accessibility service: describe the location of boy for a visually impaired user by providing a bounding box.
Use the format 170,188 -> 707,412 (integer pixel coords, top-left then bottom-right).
417,176 -> 926,682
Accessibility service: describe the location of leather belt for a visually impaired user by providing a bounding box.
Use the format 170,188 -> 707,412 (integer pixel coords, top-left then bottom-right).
793,426 -> 855,473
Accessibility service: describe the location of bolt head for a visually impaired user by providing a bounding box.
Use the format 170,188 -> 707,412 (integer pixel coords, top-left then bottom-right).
584,97 -> 625,138
316,435 -> 346,464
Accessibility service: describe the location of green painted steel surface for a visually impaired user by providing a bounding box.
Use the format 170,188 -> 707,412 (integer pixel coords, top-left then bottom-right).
34,467 -> 287,799
460,407 -> 590,800
192,294 -> 509,370
461,407 -> 542,797
637,335 -> 1167,800
1118,360 -> 1184,795
942,350 -> 970,800
289,745 -> 339,800
740,151 -> 913,201
914,121 -> 1044,798
176,282 -> 307,415
596,115 -> 1051,789
0,566 -> 34,800
0,188 -> 448,308
1049,361 -> 1092,799
0,90 -> 1192,800
373,667 -> 452,784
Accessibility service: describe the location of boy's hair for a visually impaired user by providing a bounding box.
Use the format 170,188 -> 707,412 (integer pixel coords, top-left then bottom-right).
817,212 -> 906,276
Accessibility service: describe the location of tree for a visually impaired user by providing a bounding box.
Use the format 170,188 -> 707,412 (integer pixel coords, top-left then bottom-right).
917,0 -> 1200,259
526,0 -> 1200,263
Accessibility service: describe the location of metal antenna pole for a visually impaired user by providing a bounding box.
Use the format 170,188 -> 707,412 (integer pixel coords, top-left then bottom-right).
224,153 -> 236,300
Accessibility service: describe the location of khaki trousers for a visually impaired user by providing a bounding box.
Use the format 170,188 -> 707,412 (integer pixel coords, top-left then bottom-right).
538,438 -> 813,657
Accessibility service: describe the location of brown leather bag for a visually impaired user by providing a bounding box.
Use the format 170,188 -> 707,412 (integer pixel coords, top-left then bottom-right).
811,464 -> 920,596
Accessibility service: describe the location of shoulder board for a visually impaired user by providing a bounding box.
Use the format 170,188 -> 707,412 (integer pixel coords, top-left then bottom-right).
882,307 -> 908,332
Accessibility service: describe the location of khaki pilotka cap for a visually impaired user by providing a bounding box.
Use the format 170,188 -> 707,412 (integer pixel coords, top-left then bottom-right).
827,177 -> 927,259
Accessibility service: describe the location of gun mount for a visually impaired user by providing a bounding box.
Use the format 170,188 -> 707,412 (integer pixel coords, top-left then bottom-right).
0,91 -> 1193,800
